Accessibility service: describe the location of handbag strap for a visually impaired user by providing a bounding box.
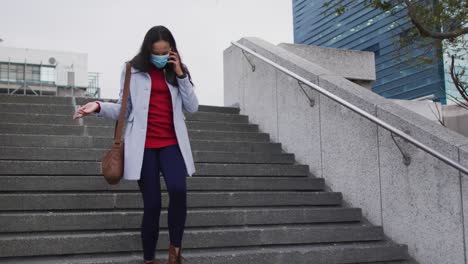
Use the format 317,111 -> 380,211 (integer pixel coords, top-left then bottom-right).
113,62 -> 132,144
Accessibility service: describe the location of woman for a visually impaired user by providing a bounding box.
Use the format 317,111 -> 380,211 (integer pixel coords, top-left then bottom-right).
73,25 -> 199,264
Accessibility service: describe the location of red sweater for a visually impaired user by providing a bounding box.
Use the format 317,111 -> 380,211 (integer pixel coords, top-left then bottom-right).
145,65 -> 178,148
95,64 -> 178,148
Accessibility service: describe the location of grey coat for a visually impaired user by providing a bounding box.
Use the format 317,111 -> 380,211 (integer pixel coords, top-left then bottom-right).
91,62 -> 199,180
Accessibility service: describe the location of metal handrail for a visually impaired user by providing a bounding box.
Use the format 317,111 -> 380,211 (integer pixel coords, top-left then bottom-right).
231,41 -> 468,175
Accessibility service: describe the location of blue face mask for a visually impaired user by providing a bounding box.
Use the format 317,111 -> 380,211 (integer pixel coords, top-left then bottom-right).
150,53 -> 169,68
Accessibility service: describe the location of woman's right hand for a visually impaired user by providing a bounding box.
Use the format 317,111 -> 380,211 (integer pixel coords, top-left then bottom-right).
73,101 -> 100,120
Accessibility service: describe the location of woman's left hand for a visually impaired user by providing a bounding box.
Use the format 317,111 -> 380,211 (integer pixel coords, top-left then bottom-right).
168,51 -> 184,77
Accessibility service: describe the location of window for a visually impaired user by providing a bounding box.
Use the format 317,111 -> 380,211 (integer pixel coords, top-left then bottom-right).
0,64 -> 8,81
0,62 -> 56,84
363,43 -> 380,57
40,66 -> 55,83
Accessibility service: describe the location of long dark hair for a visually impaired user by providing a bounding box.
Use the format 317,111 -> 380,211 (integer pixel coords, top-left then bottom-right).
128,25 -> 194,87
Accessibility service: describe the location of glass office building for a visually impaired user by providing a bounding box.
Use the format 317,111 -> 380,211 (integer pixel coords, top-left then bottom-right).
292,0 -> 462,105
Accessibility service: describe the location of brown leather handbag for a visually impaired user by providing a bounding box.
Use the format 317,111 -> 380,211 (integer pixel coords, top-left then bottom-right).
101,62 -> 132,185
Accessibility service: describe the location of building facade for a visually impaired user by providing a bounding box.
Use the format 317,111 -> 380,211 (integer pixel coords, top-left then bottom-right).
292,0 -> 464,105
0,46 -> 100,98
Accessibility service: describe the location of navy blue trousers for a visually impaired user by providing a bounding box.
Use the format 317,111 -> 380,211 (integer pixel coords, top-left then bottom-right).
137,144 -> 188,261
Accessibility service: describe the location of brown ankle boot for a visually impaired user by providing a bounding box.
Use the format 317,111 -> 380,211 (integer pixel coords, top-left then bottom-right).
143,259 -> 157,264
168,244 -> 187,264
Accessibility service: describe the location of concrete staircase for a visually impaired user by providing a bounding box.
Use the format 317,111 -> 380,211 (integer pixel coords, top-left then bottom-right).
0,94 -> 415,263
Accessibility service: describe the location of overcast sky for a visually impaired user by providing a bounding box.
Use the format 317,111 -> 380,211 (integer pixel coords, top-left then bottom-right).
0,0 -> 293,106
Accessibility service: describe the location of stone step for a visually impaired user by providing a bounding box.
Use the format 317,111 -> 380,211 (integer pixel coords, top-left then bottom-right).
191,139 -> 281,152
0,134 -> 272,149
0,191 -> 342,210
0,122 -> 260,136
366,262 -> 416,264
0,223 -> 385,258
0,94 -> 411,263
0,161 -> 310,176
0,103 -> 75,115
192,104 -> 242,114
0,94 -> 72,105
0,206 -> 362,232
0,98 -> 240,115
0,111 -> 250,126
172,111 -> 249,123
0,241 -> 410,264
0,123 -> 84,136
76,96 -> 242,114
0,138 -> 281,153
0,176 -> 325,191
0,146 -> 293,163
88,121 -> 259,134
